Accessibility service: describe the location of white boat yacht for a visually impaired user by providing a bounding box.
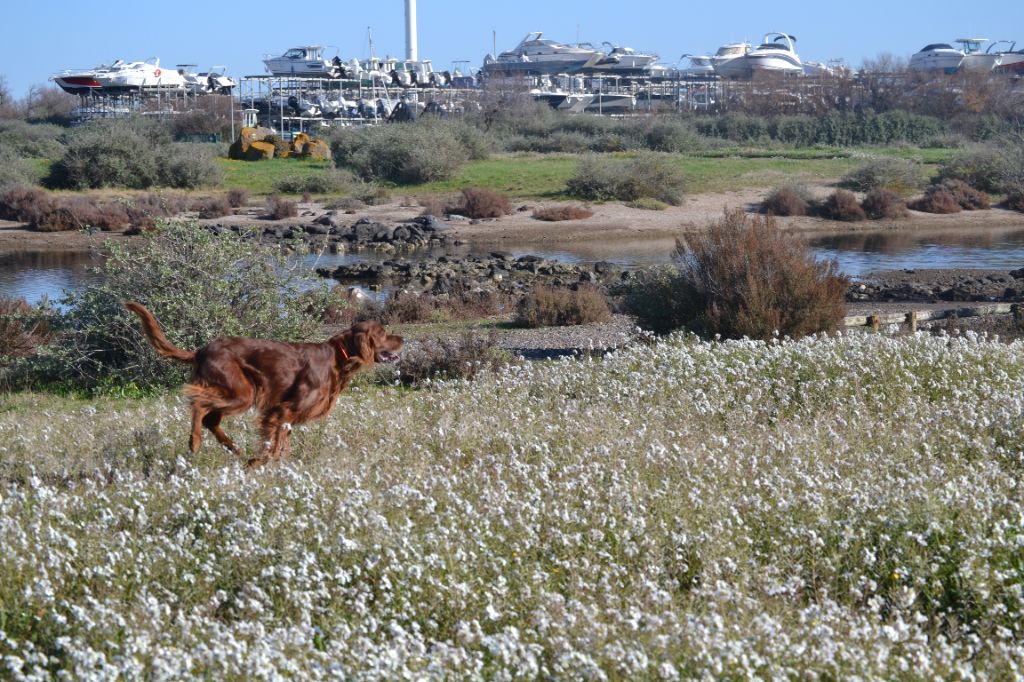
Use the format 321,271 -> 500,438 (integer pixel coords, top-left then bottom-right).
177,66 -> 236,95
991,41 -> 1024,73
482,32 -> 604,76
957,38 -> 1002,72
708,42 -> 754,79
263,46 -> 342,78
587,43 -> 659,74
679,55 -> 716,77
96,58 -> 186,92
909,43 -> 964,73
52,61 -> 122,95
745,33 -> 802,74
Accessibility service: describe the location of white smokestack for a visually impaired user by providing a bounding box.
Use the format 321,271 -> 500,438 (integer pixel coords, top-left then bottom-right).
405,0 -> 418,61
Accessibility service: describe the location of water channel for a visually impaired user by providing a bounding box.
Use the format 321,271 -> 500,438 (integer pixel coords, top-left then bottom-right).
4,227 -> 1024,305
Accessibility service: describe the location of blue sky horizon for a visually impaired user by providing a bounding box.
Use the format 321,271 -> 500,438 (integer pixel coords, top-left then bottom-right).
2,1 -> 1023,97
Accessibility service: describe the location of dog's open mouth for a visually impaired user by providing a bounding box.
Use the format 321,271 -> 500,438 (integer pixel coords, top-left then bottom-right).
377,351 -> 401,364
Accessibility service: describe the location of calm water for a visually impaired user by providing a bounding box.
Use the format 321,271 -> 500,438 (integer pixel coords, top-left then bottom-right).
5,227 -> 1024,304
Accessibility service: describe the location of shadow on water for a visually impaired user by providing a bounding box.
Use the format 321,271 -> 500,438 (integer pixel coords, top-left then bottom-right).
4,225 -> 1024,303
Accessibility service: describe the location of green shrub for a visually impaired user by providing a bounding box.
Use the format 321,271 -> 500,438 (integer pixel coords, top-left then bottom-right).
1008,190 -> 1024,213
0,119 -> 65,158
638,117 -> 702,153
330,120 -> 471,184
515,285 -> 612,328
841,157 -> 924,194
273,168 -> 355,195
49,118 -> 219,190
0,148 -> 41,188
23,221 -> 329,389
566,153 -> 685,205
158,143 -> 223,189
626,209 -> 848,340
937,147 -> 1007,193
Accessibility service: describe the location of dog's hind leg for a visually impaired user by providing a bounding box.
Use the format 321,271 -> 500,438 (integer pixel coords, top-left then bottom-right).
189,405 -> 208,454
203,411 -> 239,454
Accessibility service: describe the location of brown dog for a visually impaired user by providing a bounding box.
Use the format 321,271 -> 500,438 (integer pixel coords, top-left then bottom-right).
126,302 -> 402,467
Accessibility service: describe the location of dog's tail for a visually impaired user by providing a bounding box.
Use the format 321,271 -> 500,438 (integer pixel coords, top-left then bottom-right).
125,301 -> 196,363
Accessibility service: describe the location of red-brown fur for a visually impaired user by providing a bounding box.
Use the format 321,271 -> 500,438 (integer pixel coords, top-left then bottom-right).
125,301 -> 403,468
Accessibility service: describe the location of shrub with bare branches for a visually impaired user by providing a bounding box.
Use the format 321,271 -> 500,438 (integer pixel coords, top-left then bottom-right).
938,179 -> 990,210
910,188 -> 962,214
455,187 -> 511,219
226,188 -> 249,208
1008,190 -> 1024,213
626,209 -> 848,340
862,188 -> 909,219
396,332 -> 507,386
819,190 -> 867,221
0,296 -> 51,363
531,205 -> 594,221
515,285 -> 612,328
193,195 -> 232,219
265,195 -> 298,220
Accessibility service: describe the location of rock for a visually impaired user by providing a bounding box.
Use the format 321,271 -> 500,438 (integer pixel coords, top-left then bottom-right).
304,223 -> 330,235
594,260 -> 611,274
579,270 -> 598,283
490,251 -> 515,261
244,140 -> 276,161
447,214 -> 468,221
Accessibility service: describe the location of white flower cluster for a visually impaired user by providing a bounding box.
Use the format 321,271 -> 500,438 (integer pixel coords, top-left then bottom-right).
2,330 -> 1024,679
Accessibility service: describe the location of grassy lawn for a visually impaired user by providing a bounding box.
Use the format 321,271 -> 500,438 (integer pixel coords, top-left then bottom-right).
217,157 -> 334,194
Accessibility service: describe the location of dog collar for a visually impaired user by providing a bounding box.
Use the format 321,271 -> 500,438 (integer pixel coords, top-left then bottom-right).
338,345 -> 350,361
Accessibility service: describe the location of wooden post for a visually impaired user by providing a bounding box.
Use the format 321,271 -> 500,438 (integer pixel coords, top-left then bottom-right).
868,315 -> 880,332
906,311 -> 918,333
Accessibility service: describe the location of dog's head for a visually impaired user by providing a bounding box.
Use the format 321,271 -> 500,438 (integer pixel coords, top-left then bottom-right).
332,321 -> 403,368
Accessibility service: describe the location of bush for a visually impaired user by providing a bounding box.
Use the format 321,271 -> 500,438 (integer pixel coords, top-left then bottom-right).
626,198 -> 669,211
193,195 -> 232,219
396,332 -> 506,386
0,149 -> 40,188
50,121 -> 161,190
265,195 -> 297,220
226,188 -> 249,208
532,205 -> 594,221
0,120 -> 65,159
626,209 -> 848,340
819,190 -> 867,221
419,195 -> 451,217
910,188 -> 962,214
376,286 -> 511,325
939,179 -> 990,210
861,188 -> 909,219
26,221 -> 329,389
841,157 -> 924,194
0,296 -> 51,363
937,147 -> 1006,193
330,120 -> 471,184
762,187 -> 809,216
566,153 -> 685,205
0,185 -> 180,232
455,187 -> 510,219
1008,190 -> 1024,213
158,144 -> 224,189
515,285 -> 612,328
273,168 -> 354,195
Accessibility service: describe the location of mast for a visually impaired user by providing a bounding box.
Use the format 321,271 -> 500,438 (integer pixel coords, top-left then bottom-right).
405,0 -> 418,61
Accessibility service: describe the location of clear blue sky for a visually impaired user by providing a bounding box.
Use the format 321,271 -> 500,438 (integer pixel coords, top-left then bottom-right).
3,0 -> 1023,96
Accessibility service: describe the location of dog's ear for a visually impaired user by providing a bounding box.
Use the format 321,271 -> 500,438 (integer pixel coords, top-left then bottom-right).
353,329 -> 376,365
331,331 -> 367,369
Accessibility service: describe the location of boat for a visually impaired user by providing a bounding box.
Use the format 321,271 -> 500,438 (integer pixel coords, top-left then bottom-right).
991,41 -> 1024,73
586,43 -> 659,74
679,54 -> 717,77
708,42 -> 754,79
52,62 -> 118,95
482,32 -> 604,76
177,66 -> 236,95
262,46 -> 342,78
957,38 -> 1002,72
745,33 -> 803,74
531,89 -> 595,113
95,58 -> 186,92
909,43 -> 964,73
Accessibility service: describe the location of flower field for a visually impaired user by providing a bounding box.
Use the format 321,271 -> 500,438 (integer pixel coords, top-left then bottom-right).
3,331 -> 1024,679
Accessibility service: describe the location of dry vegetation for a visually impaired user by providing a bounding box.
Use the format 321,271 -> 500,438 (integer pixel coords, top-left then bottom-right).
531,205 -> 594,221
515,285 -> 612,328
